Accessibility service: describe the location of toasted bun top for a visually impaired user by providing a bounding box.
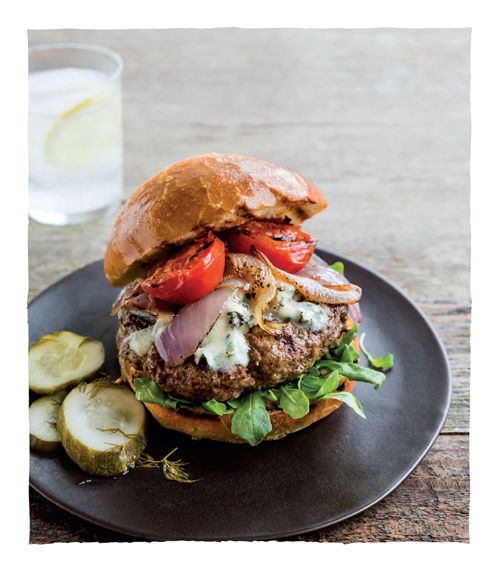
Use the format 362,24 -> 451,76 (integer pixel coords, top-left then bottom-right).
104,153 -> 327,287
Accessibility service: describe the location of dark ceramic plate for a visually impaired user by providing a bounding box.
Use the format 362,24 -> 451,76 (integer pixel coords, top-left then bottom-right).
29,251 -> 451,541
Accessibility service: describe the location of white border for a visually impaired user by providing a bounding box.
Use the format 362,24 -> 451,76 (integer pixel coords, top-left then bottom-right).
3,0 -> 498,566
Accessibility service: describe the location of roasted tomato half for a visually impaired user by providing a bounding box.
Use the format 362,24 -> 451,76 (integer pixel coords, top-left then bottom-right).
142,231 -> 225,304
227,220 -> 317,273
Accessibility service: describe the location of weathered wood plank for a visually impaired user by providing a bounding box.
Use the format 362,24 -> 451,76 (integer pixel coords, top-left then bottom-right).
419,302 -> 469,433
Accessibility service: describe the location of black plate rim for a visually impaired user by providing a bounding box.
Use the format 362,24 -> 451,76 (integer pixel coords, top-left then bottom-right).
29,251 -> 452,541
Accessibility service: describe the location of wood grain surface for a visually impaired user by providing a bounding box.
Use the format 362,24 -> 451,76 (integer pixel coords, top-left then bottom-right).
27,28 -> 470,543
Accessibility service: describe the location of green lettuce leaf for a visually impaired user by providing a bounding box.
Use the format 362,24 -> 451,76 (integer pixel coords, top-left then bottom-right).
323,391 -> 366,418
330,261 -> 344,275
359,332 -> 395,370
134,377 -> 180,408
132,321 -> 391,445
230,391 -> 272,446
262,389 -> 279,402
277,385 -> 310,419
339,344 -> 360,363
298,370 -> 340,402
202,399 -> 232,415
314,360 -> 386,390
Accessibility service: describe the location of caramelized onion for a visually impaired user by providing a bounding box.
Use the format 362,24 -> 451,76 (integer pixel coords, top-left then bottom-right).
217,262 -> 251,291
298,253 -> 349,286
299,254 -> 363,322
255,250 -> 362,305
155,287 -> 236,366
228,253 -> 279,335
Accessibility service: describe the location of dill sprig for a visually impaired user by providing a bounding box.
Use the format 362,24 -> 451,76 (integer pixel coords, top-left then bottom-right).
97,427 -> 137,439
136,448 -> 199,483
82,376 -> 126,398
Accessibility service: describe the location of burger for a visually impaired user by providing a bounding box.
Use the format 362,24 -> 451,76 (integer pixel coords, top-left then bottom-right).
104,153 -> 386,446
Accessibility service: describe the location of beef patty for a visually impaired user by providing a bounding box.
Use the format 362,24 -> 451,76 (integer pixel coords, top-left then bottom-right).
117,303 -> 348,401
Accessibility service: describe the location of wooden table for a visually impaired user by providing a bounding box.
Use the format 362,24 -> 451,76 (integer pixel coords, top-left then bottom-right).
28,28 -> 470,542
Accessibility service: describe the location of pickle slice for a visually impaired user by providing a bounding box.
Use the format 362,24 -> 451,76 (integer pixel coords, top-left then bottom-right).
29,331 -> 105,394
57,381 -> 147,476
29,391 -> 66,453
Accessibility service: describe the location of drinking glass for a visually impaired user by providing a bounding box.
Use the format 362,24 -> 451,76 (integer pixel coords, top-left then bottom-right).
28,43 -> 123,225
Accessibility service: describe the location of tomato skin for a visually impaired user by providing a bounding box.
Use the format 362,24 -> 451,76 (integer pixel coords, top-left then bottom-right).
142,231 -> 225,304
227,221 -> 317,273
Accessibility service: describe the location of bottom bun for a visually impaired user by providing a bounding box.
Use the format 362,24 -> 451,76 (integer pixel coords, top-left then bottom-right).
119,332 -> 358,444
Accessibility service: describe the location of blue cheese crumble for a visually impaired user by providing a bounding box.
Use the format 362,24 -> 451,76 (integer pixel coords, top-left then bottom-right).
194,292 -> 256,372
264,285 -> 327,332
195,287 -> 326,372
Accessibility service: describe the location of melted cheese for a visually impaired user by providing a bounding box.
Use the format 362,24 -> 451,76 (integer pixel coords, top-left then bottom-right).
194,287 -> 326,372
265,286 -> 327,332
127,288 -> 326,370
194,293 -> 255,372
124,313 -> 174,357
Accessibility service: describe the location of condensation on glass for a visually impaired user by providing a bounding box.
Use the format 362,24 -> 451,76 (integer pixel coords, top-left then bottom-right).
28,43 -> 123,225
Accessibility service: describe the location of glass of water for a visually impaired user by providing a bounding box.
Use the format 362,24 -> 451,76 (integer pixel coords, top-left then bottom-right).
28,43 -> 123,225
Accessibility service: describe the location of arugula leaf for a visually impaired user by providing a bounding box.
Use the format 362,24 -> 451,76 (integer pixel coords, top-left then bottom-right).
134,377 -> 179,408
330,261 -> 344,275
230,391 -> 272,446
324,391 -> 366,419
133,320 -> 392,446
134,377 -> 199,410
340,323 -> 358,345
278,385 -> 310,419
312,370 -> 340,400
297,373 -> 319,394
298,370 -> 340,402
262,389 -> 279,402
202,399 -> 231,415
359,333 -> 394,370
315,360 -> 386,390
372,353 -> 394,369
338,344 -> 360,363
332,324 -> 358,359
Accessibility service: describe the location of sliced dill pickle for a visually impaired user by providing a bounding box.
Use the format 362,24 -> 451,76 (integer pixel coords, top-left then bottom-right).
29,331 -> 105,394
29,390 -> 66,452
56,380 -> 147,476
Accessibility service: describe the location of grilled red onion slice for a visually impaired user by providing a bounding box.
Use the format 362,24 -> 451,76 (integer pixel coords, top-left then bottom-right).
128,292 -> 153,310
228,253 -> 279,335
110,279 -> 143,315
255,250 -> 362,305
155,287 -> 236,366
299,254 -> 363,322
349,302 -> 362,324
111,284 -> 133,315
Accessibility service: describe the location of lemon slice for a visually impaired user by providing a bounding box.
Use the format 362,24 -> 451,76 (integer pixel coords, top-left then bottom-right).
29,331 -> 105,394
44,94 -> 121,171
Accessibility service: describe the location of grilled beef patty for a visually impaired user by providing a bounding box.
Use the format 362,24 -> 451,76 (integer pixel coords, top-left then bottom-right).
117,303 -> 348,402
